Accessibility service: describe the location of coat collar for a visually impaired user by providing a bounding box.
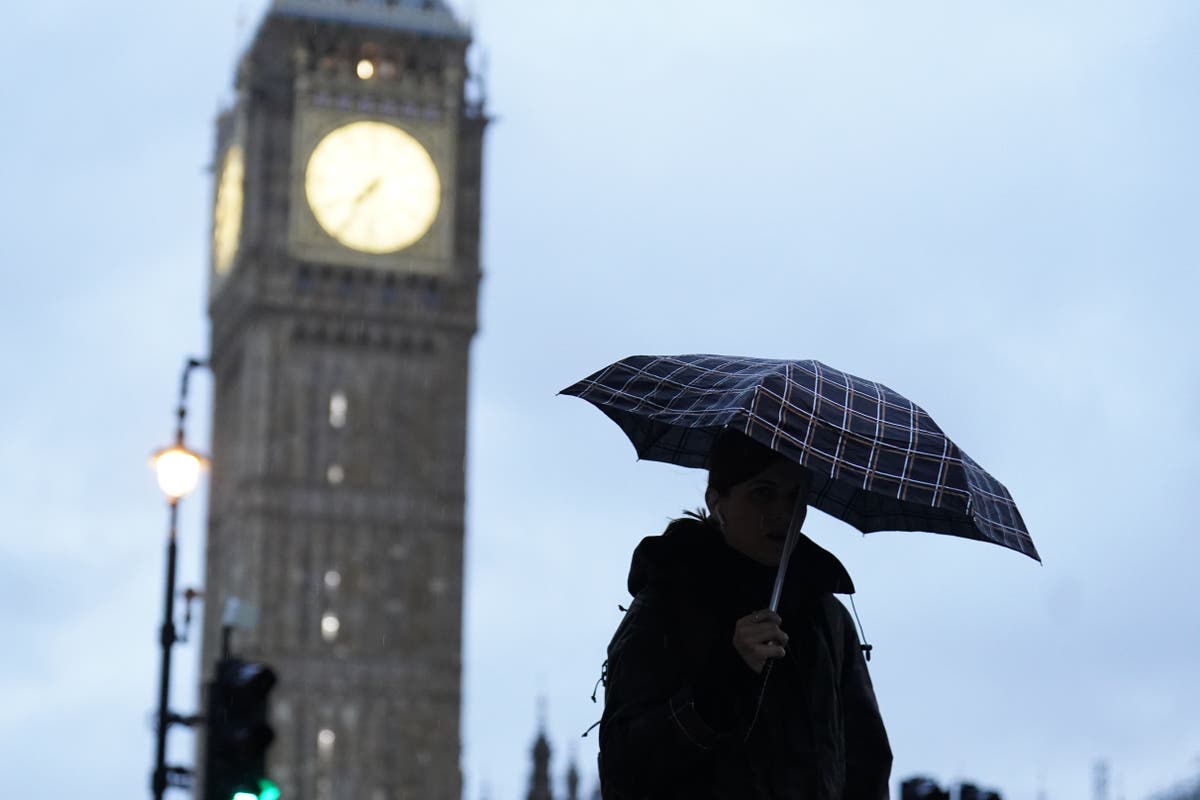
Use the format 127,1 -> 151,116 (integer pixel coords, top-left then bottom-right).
628,515 -> 855,601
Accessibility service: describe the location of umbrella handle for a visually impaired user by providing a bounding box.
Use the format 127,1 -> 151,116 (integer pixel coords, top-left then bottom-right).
768,496 -> 806,613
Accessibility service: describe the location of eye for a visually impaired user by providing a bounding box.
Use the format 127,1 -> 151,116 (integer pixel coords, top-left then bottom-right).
749,485 -> 777,503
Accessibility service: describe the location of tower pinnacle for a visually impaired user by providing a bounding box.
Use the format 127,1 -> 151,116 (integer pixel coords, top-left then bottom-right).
526,704 -> 554,800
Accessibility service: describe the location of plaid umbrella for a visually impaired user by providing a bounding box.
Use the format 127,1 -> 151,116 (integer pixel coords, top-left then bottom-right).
561,354 -> 1038,562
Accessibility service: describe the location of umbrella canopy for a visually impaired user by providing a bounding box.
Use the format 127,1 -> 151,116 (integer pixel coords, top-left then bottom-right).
561,354 -> 1038,562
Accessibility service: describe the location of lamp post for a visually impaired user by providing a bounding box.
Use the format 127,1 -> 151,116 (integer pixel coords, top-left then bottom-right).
149,357 -> 208,799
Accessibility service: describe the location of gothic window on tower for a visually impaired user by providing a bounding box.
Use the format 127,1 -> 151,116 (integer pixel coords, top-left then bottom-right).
329,391 -> 348,428
316,728 -> 336,800
320,612 -> 340,643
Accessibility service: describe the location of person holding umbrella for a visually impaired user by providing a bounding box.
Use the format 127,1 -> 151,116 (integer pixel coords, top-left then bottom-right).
597,429 -> 891,799
563,354 -> 1037,799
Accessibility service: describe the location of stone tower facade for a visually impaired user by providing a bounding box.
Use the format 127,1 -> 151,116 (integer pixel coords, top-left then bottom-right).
199,2 -> 485,799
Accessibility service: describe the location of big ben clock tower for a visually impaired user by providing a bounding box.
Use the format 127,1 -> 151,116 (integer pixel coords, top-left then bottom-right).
200,2 -> 485,799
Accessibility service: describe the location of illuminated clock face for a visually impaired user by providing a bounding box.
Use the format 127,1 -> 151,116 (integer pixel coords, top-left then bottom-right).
304,121 -> 441,254
212,145 -> 244,275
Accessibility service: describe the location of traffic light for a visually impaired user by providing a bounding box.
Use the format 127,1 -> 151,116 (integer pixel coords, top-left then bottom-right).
901,777 -> 950,800
963,786 -> 1002,800
204,658 -> 278,800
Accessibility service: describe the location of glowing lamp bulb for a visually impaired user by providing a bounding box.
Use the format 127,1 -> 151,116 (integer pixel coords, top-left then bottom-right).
151,445 -> 206,500
356,59 -> 375,80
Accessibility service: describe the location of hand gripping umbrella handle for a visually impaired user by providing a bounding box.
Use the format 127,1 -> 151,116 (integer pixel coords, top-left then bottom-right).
768,496 -> 807,613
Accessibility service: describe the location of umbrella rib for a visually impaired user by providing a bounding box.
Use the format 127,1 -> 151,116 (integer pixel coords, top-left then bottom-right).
865,378 -> 884,492
834,364 -> 852,485
932,426 -> 951,508
776,363 -> 793,455
899,393 -> 921,502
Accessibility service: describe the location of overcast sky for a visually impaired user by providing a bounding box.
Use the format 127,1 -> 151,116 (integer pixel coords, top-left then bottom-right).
1,1 -> 1198,799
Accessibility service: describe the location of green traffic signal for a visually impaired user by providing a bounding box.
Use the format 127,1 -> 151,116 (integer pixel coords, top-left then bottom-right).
232,778 -> 279,800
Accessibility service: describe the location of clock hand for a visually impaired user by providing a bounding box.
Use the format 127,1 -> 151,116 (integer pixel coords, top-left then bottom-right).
351,178 -> 381,205
337,178 -> 383,236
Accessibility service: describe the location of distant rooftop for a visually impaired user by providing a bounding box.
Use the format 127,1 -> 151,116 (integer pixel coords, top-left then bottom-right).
271,0 -> 470,40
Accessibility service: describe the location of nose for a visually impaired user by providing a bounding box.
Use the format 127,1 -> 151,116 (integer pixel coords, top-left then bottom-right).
773,492 -> 807,528
763,495 -> 799,528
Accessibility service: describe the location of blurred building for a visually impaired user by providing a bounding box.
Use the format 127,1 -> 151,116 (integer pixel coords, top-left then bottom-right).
197,0 -> 486,798
900,775 -> 1003,800
519,720 -> 597,800
1149,770 -> 1200,800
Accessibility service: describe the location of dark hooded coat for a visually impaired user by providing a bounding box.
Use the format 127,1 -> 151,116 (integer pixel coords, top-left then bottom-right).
598,517 -> 892,800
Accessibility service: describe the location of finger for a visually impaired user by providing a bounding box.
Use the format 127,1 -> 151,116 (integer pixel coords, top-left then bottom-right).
736,611 -> 781,629
735,615 -> 785,634
734,636 -> 787,659
748,610 -> 783,626
737,623 -> 789,646
753,642 -> 787,660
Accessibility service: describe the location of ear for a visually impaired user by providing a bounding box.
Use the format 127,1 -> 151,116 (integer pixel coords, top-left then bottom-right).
705,487 -> 726,528
704,487 -> 720,516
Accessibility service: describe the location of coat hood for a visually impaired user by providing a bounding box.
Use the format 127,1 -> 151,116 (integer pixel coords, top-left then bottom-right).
627,515 -> 855,603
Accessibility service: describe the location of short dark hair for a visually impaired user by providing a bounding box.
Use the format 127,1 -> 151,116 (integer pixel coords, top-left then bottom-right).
705,429 -> 784,495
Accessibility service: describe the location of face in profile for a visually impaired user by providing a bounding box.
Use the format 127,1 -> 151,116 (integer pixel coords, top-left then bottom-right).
707,458 -> 813,566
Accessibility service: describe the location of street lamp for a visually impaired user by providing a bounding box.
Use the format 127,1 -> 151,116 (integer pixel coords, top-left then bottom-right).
152,444 -> 205,501
149,356 -> 209,799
